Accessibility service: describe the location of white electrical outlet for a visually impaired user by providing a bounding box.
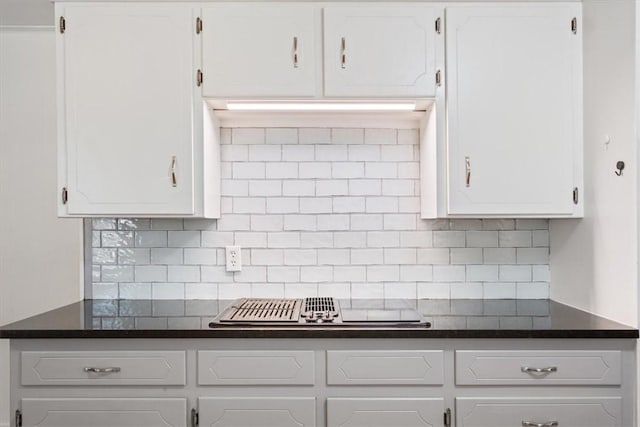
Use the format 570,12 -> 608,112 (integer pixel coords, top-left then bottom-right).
225,246 -> 242,272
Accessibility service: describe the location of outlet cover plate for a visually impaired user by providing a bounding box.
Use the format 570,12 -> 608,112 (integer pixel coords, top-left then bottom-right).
225,246 -> 242,272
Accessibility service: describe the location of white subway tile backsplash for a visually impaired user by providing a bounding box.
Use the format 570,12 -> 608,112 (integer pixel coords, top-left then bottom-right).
92,127 -> 550,300
332,162 -> 365,179
334,266 -> 366,282
266,128 -> 298,145
185,283 -> 218,299
184,248 -> 217,265
221,145 -> 248,162
382,180 -> 414,196
251,215 -> 284,231
268,232 -> 301,248
299,162 -> 331,179
232,128 -> 265,145
318,214 -> 350,231
251,249 -> 284,266
284,215 -> 316,231
168,231 -> 200,248
349,145 -> 381,161
249,144 -> 282,161
301,266 -> 333,282
517,248 -> 549,264
299,128 -> 330,144
266,197 -> 299,214
266,162 -> 298,179
283,145 -> 314,161
284,249 -> 317,266
150,248 -> 183,265
135,231 -> 167,248
249,180 -> 281,197
119,283 -> 152,299
283,180 -> 315,196
135,265 -> 167,282
318,249 -> 350,265
333,197 -> 365,213
384,248 -> 417,265
268,266 -> 300,282
331,128 -> 364,144
334,232 -> 367,248
168,266 -> 200,283
365,128 -> 397,145
102,265 -> 134,282
349,179 -> 381,196
467,265 -> 499,282
450,248 -> 483,265
433,231 -> 465,248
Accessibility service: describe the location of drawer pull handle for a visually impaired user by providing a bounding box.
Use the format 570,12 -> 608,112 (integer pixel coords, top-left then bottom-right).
521,366 -> 557,373
170,156 -> 177,187
522,422 -> 558,427
84,367 -> 121,374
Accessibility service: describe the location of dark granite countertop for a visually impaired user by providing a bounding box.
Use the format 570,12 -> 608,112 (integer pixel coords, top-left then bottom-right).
0,299 -> 637,339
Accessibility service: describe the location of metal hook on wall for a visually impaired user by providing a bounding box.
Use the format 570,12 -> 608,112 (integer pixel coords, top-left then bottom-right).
615,161 -> 625,176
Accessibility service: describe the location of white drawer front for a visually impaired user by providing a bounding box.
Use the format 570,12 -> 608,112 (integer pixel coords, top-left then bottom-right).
198,350 -> 315,385
455,350 -> 622,385
21,398 -> 187,427
199,397 -> 315,427
327,350 -> 444,385
327,398 -> 444,427
456,397 -> 622,427
21,351 -> 186,386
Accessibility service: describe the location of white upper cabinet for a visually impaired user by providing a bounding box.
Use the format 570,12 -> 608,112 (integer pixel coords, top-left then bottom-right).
201,5 -> 320,98
444,4 -> 583,217
57,4 -> 219,218
323,6 -> 439,97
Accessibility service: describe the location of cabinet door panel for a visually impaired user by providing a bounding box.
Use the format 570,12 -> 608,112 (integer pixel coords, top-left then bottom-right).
324,6 -> 437,97
21,398 -> 187,427
197,350 -> 315,385
202,5 -> 318,97
455,350 -> 622,385
327,398 -> 444,427
446,6 -> 581,215
327,350 -> 444,385
61,5 -> 195,215
198,397 -> 315,427
456,397 -> 622,427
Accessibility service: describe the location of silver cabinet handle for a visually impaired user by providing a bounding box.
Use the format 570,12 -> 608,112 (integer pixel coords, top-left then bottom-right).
340,37 -> 346,69
522,422 -> 558,427
521,366 -> 558,373
465,156 -> 471,187
170,156 -> 177,187
84,367 -> 121,374
293,36 -> 299,68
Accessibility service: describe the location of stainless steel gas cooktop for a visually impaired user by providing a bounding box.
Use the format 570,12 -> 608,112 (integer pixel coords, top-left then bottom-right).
209,297 -> 431,328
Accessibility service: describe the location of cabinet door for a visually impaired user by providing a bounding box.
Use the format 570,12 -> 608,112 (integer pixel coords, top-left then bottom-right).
456,397 -> 621,427
324,6 -> 437,97
446,6 -> 582,215
327,398 -> 444,427
21,398 -> 187,427
198,397 -> 315,427
59,4 -> 195,215
202,5 -> 319,97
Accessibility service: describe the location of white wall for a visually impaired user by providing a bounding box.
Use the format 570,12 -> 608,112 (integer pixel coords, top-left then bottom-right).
0,27 -> 83,426
550,0 -> 638,327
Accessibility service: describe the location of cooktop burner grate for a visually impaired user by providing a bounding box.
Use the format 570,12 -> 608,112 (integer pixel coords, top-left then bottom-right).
304,297 -> 335,313
218,298 -> 302,323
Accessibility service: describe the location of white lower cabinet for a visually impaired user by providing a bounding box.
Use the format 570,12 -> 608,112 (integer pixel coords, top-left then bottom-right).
327,398 -> 444,427
21,398 -> 187,427
456,397 -> 622,427
10,340 -> 635,427
198,397 -> 316,427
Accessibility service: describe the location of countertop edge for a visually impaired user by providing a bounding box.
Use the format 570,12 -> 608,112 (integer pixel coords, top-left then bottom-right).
1,329 -> 637,339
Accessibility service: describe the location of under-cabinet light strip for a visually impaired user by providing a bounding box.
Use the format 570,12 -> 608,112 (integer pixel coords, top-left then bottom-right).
224,102 -> 417,112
